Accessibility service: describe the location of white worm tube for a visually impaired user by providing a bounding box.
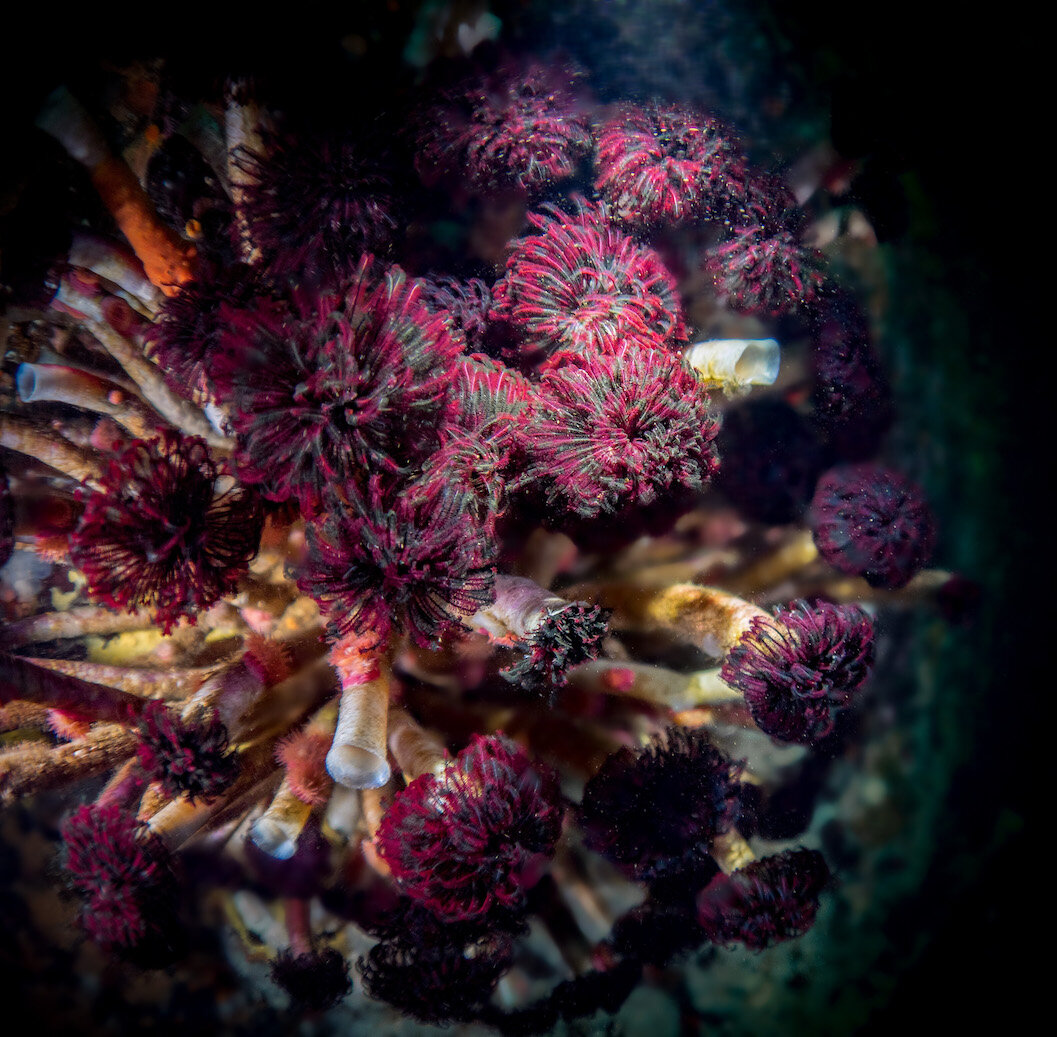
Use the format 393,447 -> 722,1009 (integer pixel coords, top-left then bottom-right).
684,338 -> 781,395
36,86 -> 108,166
68,231 -> 161,315
326,659 -> 391,789
323,784 -> 362,842
17,363 -> 162,440
51,275 -> 231,449
467,574 -> 564,639
81,315 -> 229,448
231,890 -> 287,949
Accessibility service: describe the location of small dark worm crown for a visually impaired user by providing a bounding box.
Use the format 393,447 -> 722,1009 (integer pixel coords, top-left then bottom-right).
705,175 -> 824,317
501,601 -> 610,697
811,464 -> 935,589
61,804 -> 177,955
579,727 -> 743,883
238,127 -> 398,290
595,102 -> 746,225
135,700 -> 239,802
697,848 -> 831,951
144,260 -> 265,399
359,922 -> 514,1026
298,475 -> 496,649
722,600 -> 875,743
414,57 -> 593,196
215,258 -> 461,514
270,947 -> 353,1012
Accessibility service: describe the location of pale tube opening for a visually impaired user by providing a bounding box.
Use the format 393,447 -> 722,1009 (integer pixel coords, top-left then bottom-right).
684,339 -> 781,393
326,665 -> 391,789
16,363 -> 97,406
250,777 -> 313,860
250,816 -> 299,860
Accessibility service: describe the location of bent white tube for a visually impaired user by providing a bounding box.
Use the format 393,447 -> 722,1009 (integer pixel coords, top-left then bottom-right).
467,574 -> 563,639
36,86 -> 108,167
51,275 -> 230,448
684,338 -> 780,394
68,231 -> 161,315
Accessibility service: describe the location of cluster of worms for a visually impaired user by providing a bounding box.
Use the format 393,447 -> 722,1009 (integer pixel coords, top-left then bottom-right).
0,48 -> 955,1032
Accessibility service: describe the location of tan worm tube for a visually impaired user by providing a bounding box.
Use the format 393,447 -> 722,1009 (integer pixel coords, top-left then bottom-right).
95,757 -> 143,810
17,363 -> 163,440
79,313 -> 229,449
138,780 -> 169,820
0,414 -> 103,485
323,784 -> 361,842
360,782 -> 392,840
0,606 -> 157,647
685,667 -> 750,704
250,774 -> 314,859
577,581 -> 770,656
250,699 -> 338,857
723,530 -> 819,598
225,88 -> 266,266
387,707 -> 448,782
0,724 -> 135,803
326,659 -> 391,789
19,656 -> 216,700
782,567 -> 957,608
0,701 -> 51,732
568,660 -> 743,710
359,781 -> 394,878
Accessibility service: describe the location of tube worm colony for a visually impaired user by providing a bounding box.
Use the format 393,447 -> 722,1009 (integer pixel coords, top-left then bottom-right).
0,40 -> 954,1032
